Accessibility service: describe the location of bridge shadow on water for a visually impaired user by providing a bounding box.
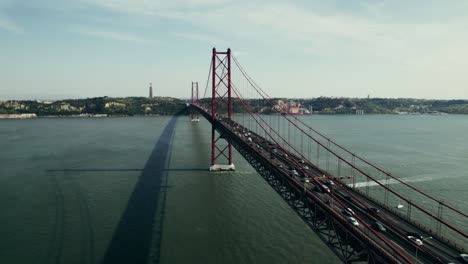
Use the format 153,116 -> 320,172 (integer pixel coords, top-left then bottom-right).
45,114 -> 209,263
100,115 -> 178,264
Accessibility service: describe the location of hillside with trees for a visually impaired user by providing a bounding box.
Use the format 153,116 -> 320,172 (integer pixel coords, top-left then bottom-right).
2,96 -> 468,117
0,97 -> 186,117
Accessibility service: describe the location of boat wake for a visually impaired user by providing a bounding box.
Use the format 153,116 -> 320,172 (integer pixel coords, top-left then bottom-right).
350,173 -> 448,188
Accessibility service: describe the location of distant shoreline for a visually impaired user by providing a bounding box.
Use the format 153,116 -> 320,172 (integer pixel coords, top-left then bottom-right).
0,114 -> 37,119
0,112 -> 457,120
2,96 -> 468,116
0,113 -> 177,119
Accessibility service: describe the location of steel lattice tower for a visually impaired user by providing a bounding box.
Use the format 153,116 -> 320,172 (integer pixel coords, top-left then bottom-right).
209,48 -> 235,171
191,82 -> 200,122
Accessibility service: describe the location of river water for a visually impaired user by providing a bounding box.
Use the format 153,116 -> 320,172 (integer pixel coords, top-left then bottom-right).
0,114 -> 467,263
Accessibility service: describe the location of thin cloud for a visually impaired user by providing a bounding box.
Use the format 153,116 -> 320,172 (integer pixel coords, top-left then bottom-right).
82,1 -> 468,54
84,0 -> 231,15
76,27 -> 157,44
4,0 -> 468,98
0,14 -> 23,34
78,1 -> 468,70
172,31 -> 227,45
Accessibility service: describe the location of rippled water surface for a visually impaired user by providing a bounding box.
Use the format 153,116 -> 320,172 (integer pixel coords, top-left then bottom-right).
0,114 -> 467,263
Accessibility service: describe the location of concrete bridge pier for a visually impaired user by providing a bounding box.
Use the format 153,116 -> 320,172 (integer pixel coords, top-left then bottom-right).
209,163 -> 235,171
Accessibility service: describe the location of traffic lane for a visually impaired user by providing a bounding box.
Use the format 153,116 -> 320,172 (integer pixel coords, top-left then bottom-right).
240,127 -> 323,178
241,124 -> 441,259
245,122 -> 457,262
248,133 -> 415,262
334,187 -> 454,263
329,190 -> 421,262
231,123 -> 410,260
325,192 -> 413,263
226,122 -> 413,262
298,177 -> 414,263
334,189 -> 445,263
423,241 -> 461,263
352,194 -> 461,263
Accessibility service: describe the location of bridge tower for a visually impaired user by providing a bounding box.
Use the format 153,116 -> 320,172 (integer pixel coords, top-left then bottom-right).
210,48 -> 235,171
191,82 -> 200,122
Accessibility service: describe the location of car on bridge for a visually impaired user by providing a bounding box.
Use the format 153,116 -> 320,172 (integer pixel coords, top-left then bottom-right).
324,180 -> 335,186
407,236 -> 423,246
347,217 -> 359,227
289,170 -> 299,177
373,221 -> 386,232
342,208 -> 355,216
319,184 -> 330,193
406,232 -> 424,240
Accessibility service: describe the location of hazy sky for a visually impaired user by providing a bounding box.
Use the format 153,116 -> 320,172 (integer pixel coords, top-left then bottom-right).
1,0 -> 468,100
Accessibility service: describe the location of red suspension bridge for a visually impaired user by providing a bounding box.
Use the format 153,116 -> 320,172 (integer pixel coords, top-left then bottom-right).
189,48 -> 467,263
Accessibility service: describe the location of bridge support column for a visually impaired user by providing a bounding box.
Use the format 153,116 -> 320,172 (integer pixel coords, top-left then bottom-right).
209,47 -> 235,171
191,82 -> 200,122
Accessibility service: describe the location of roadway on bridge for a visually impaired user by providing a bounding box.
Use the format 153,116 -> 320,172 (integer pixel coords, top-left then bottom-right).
219,116 -> 465,264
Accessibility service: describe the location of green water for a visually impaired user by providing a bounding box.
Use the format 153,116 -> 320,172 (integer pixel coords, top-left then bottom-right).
0,115 -> 467,263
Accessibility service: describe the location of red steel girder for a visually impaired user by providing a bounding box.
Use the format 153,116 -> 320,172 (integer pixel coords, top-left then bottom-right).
211,47 -> 233,166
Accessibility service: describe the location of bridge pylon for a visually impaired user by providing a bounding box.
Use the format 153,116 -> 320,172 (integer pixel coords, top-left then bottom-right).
191,81 -> 200,122
209,48 -> 235,171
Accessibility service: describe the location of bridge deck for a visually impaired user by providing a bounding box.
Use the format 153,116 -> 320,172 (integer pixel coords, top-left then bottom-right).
193,104 -> 465,264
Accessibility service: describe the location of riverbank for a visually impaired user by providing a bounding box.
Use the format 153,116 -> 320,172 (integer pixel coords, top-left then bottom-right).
2,96 -> 468,117
0,113 -> 37,119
